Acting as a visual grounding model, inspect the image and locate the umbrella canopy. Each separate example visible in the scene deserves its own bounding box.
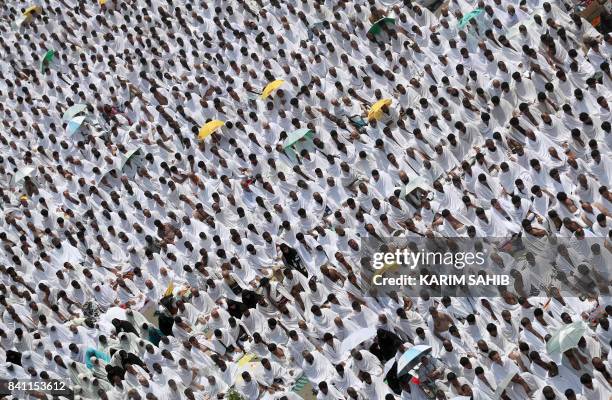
[397,345,432,376]
[10,166,35,187]
[198,120,224,140]
[261,79,285,99]
[16,16,29,27]
[368,17,395,35]
[98,307,127,335]
[23,5,41,16]
[340,327,377,356]
[62,104,88,121]
[283,128,314,149]
[237,353,262,376]
[121,148,144,172]
[383,357,397,378]
[67,115,86,135]
[400,175,433,197]
[283,128,314,164]
[163,281,174,297]
[546,321,587,355]
[367,98,392,121]
[493,370,516,398]
[100,306,127,321]
[458,8,484,28]
[40,50,55,73]
[237,353,257,367]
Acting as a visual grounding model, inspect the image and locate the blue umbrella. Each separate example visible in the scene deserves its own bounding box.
[458,8,484,28]
[396,345,432,376]
[66,115,86,135]
[62,103,88,121]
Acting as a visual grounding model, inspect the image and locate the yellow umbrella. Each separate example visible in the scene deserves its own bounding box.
[367,98,392,121]
[261,79,285,99]
[99,0,107,4]
[23,5,40,16]
[163,281,174,297]
[237,353,257,366]
[198,120,224,140]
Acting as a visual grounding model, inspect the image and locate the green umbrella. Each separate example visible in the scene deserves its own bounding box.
[546,321,587,355]
[283,128,314,163]
[458,8,484,28]
[283,128,314,149]
[40,49,55,73]
[368,17,395,35]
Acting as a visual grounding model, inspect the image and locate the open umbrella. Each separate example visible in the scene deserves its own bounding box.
[120,148,144,172]
[396,345,432,376]
[283,128,314,149]
[458,8,484,28]
[546,321,587,355]
[283,128,314,163]
[23,5,41,17]
[237,353,257,367]
[66,115,86,135]
[383,357,396,378]
[62,104,88,121]
[400,175,433,197]
[368,98,392,121]
[198,120,224,140]
[493,370,516,398]
[10,166,35,187]
[163,281,174,297]
[100,306,127,321]
[340,327,377,356]
[40,49,55,73]
[98,306,127,335]
[16,16,29,27]
[261,79,285,99]
[368,17,395,35]
[237,353,263,376]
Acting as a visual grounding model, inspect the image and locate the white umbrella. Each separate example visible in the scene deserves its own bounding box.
[10,166,35,187]
[383,357,396,377]
[120,148,144,171]
[546,321,588,355]
[15,16,28,28]
[98,307,127,335]
[399,175,433,198]
[62,103,88,121]
[100,307,127,322]
[340,327,378,356]
[494,371,516,398]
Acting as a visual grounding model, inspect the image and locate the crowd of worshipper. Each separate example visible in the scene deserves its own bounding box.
[0,0,611,398]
